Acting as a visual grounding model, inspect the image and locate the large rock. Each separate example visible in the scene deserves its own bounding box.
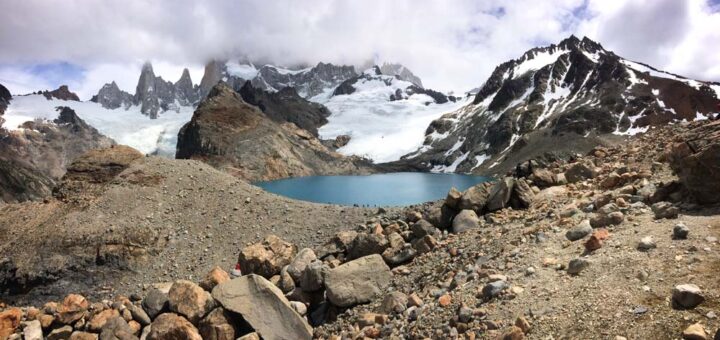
[198,308,237,340]
[425,201,455,229]
[672,284,705,309]
[22,320,43,340]
[147,313,202,340]
[238,235,297,278]
[0,307,22,339]
[167,280,215,324]
[452,209,480,233]
[99,317,139,340]
[58,294,90,324]
[566,220,593,241]
[565,161,598,183]
[286,248,317,282]
[509,178,535,209]
[652,201,679,219]
[530,168,556,188]
[142,288,169,319]
[458,182,492,212]
[347,233,389,260]
[212,275,313,340]
[325,254,392,307]
[410,220,439,239]
[199,266,231,292]
[445,187,462,209]
[667,120,720,204]
[486,177,515,212]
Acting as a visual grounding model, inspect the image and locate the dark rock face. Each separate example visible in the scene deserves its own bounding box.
[0,83,11,115]
[41,85,80,101]
[134,63,181,118]
[90,81,133,110]
[176,84,374,182]
[237,81,330,136]
[175,68,199,105]
[251,62,357,98]
[667,120,720,204]
[408,35,720,175]
[0,107,115,203]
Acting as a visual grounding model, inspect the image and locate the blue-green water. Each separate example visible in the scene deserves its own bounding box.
[255,172,491,207]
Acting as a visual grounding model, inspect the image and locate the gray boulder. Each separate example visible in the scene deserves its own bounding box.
[300,260,326,292]
[324,254,392,307]
[287,248,317,282]
[458,182,491,212]
[212,275,313,340]
[565,161,598,183]
[652,201,679,219]
[142,288,169,319]
[347,233,389,260]
[486,177,515,212]
[566,220,592,241]
[452,209,480,233]
[672,284,705,309]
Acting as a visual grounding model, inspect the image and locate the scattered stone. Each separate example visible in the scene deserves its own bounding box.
[673,223,690,240]
[452,209,480,233]
[515,316,531,334]
[637,237,657,251]
[199,266,231,291]
[565,161,598,183]
[69,331,98,340]
[89,308,120,332]
[499,326,526,340]
[438,294,452,307]
[381,292,408,314]
[212,274,312,340]
[407,293,424,307]
[325,254,392,307]
[58,294,90,324]
[47,326,74,340]
[652,201,679,219]
[147,313,202,340]
[482,280,509,299]
[289,301,307,316]
[412,235,438,254]
[236,333,260,340]
[566,220,592,241]
[238,235,298,278]
[682,323,708,340]
[0,308,22,339]
[347,233,389,260]
[168,280,215,324]
[567,258,590,275]
[410,220,439,239]
[22,320,42,340]
[672,284,705,309]
[99,317,137,340]
[300,260,326,292]
[128,304,151,327]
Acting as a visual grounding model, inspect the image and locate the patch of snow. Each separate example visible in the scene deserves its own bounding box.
[444,138,465,156]
[625,68,648,87]
[226,61,258,79]
[431,152,469,173]
[513,49,569,77]
[471,154,490,171]
[268,65,311,75]
[315,76,467,163]
[621,59,703,89]
[535,84,571,128]
[3,94,193,156]
[581,50,601,63]
[694,111,709,121]
[651,89,660,96]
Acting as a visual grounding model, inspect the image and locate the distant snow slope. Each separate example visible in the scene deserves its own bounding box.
[3,94,193,156]
[312,71,466,163]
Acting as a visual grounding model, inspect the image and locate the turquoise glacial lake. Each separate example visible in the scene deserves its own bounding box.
[255,172,491,207]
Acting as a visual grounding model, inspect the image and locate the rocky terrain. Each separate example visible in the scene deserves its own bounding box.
[0,83,11,116]
[0,106,114,202]
[406,35,720,175]
[175,84,375,182]
[1,110,719,340]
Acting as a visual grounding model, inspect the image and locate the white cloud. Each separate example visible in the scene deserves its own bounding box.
[0,0,718,99]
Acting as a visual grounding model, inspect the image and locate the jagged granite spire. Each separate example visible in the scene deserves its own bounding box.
[91,81,133,109]
[175,68,198,104]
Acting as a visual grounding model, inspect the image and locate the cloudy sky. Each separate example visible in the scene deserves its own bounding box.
[1,0,719,100]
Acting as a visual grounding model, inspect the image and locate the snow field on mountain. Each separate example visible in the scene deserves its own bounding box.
[3,94,193,156]
[315,76,467,163]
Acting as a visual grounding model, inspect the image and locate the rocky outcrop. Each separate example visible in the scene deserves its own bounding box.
[90,81,133,109]
[380,63,424,88]
[238,81,330,136]
[332,66,452,104]
[176,83,374,181]
[0,83,10,115]
[41,85,80,101]
[0,107,115,202]
[408,35,720,175]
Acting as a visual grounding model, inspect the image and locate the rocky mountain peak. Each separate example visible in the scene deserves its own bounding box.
[380,62,424,88]
[0,83,11,115]
[41,85,80,101]
[175,67,198,104]
[91,81,133,110]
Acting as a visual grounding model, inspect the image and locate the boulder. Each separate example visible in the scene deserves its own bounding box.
[168,280,215,324]
[486,178,515,212]
[89,309,120,332]
[287,248,317,282]
[412,235,438,254]
[566,220,592,241]
[509,178,534,209]
[0,308,22,339]
[48,326,74,340]
[682,323,708,340]
[238,235,297,278]
[212,275,313,340]
[198,308,237,340]
[458,182,492,212]
[590,211,624,228]
[530,168,556,188]
[324,254,392,307]
[666,121,720,204]
[482,280,509,299]
[410,220,439,239]
[70,331,99,340]
[382,245,416,266]
[652,201,679,219]
[199,266,231,291]
[565,161,598,183]
[127,304,151,327]
[452,209,480,233]
[316,231,357,259]
[424,202,455,229]
[300,260,326,292]
[347,233,388,260]
[445,187,462,209]
[673,223,690,240]
[58,294,90,324]
[99,316,139,340]
[22,320,43,340]
[672,284,705,309]
[277,266,295,293]
[142,288,169,319]
[147,313,202,340]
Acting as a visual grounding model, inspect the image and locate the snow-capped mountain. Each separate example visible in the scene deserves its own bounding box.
[406,35,720,174]
[313,66,463,162]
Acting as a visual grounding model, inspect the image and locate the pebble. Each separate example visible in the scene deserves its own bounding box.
[567,258,589,275]
[673,223,690,239]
